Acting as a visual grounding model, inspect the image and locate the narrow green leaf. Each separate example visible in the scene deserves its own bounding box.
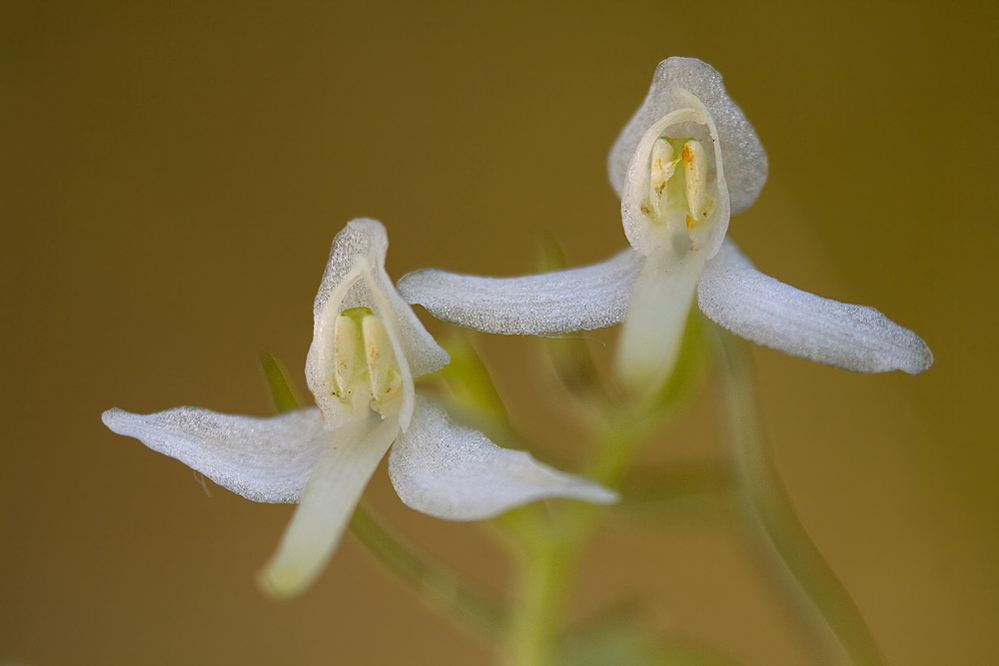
[714,326,885,666]
[536,233,606,400]
[350,501,507,641]
[259,352,303,413]
[436,334,511,432]
[619,460,737,526]
[560,602,746,666]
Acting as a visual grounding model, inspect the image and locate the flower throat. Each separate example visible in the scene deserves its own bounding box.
[331,307,403,415]
[642,136,714,233]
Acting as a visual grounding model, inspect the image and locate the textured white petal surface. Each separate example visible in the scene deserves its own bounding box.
[388,396,618,521]
[616,245,706,392]
[608,57,767,215]
[102,406,331,503]
[698,240,934,374]
[306,218,449,429]
[398,249,643,335]
[258,412,400,599]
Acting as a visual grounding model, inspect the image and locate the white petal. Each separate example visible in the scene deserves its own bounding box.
[697,240,934,374]
[608,57,767,215]
[101,406,331,503]
[615,244,707,392]
[258,412,401,599]
[397,249,643,335]
[306,218,449,429]
[387,396,618,521]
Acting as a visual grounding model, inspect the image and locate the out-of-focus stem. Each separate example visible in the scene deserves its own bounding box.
[503,421,644,666]
[502,317,710,666]
[714,327,884,666]
[350,501,507,642]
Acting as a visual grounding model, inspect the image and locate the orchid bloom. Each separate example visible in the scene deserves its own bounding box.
[102,219,616,599]
[398,58,932,392]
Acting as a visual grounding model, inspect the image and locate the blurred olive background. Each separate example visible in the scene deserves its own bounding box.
[2,2,996,665]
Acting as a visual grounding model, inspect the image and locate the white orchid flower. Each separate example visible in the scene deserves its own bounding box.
[398,58,932,392]
[102,219,617,599]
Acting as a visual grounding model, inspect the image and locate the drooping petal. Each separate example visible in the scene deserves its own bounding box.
[398,249,643,335]
[615,244,707,392]
[101,406,332,503]
[306,218,449,430]
[258,411,401,599]
[387,396,618,521]
[697,240,933,374]
[608,58,767,215]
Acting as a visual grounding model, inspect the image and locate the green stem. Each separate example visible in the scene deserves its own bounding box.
[350,501,508,642]
[500,317,710,666]
[504,523,577,666]
[714,328,884,666]
[502,421,644,666]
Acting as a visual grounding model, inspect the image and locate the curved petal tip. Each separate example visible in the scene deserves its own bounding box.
[388,397,618,521]
[698,241,934,374]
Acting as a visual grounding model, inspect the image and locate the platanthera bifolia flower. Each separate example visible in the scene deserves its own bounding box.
[398,58,932,392]
[102,219,616,599]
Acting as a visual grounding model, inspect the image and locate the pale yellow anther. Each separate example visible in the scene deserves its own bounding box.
[649,138,676,218]
[329,307,402,413]
[681,140,710,227]
[332,313,365,402]
[643,135,717,234]
[362,314,402,412]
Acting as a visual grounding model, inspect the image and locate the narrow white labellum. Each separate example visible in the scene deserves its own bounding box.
[259,412,401,599]
[616,244,706,393]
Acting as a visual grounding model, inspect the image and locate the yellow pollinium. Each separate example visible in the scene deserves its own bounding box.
[331,307,403,414]
[645,137,716,232]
